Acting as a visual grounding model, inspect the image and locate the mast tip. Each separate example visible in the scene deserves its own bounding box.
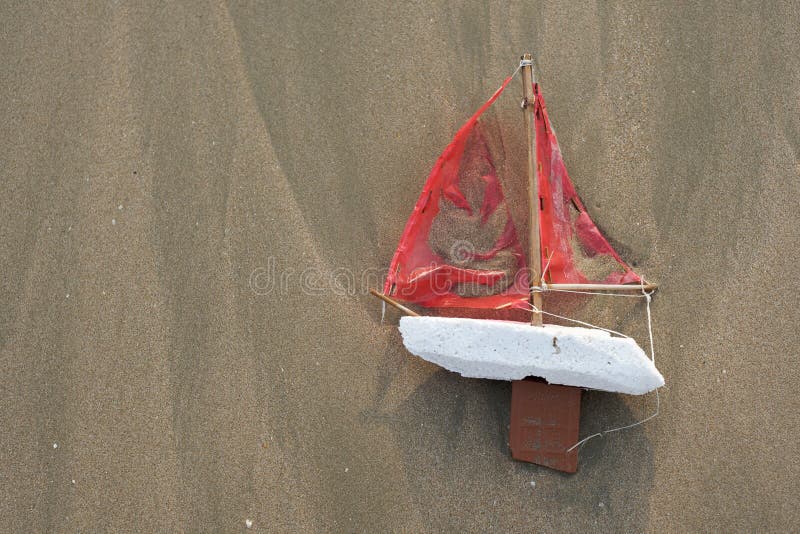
[520,53,533,69]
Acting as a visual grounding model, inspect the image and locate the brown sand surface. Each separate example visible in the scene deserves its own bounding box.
[2,2,798,531]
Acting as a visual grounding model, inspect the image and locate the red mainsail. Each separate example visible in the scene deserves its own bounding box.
[383,78,640,310]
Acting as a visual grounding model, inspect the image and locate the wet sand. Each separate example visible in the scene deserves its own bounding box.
[1,2,798,531]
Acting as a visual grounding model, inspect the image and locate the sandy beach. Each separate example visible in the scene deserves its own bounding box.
[2,2,798,531]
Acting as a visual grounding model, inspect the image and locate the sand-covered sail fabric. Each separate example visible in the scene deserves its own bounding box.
[383,76,530,309]
[384,77,641,310]
[532,83,640,286]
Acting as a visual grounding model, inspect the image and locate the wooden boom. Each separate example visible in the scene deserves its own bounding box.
[539,282,659,292]
[369,289,420,317]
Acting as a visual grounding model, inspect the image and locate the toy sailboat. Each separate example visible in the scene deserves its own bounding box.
[372,54,663,471]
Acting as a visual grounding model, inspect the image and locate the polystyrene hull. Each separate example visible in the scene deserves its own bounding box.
[398,316,663,395]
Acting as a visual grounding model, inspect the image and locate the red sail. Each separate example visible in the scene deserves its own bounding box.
[383,78,639,310]
[532,83,640,286]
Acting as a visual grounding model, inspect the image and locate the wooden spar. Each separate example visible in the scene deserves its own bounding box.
[540,282,659,292]
[521,54,543,326]
[369,289,420,317]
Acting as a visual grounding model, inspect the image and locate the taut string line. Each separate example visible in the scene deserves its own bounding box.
[522,280,660,452]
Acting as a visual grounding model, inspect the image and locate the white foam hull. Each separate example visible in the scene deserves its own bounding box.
[398,316,664,395]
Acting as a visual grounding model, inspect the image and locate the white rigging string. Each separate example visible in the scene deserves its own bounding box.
[525,280,660,452]
[524,301,632,339]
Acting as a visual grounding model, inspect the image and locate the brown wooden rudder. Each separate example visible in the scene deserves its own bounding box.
[509,379,582,473]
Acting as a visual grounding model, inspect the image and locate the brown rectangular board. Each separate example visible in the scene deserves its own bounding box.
[509,379,582,473]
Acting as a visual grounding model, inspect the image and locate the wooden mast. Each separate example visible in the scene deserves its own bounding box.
[521,53,543,326]
[510,54,581,474]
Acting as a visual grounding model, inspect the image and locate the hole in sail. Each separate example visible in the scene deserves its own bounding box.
[539,197,544,211]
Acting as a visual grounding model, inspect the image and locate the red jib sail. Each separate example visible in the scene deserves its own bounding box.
[383,78,640,310]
